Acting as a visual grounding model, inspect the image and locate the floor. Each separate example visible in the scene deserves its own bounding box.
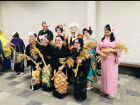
[0,65,140,105]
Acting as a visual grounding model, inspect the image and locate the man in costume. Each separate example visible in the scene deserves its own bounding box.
[65,22,83,84]
[66,22,83,51]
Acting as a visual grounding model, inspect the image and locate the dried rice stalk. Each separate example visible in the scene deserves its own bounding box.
[75,41,96,77]
[112,44,128,54]
[64,57,75,68]
[51,57,74,80]
[49,41,57,47]
[84,41,97,50]
[36,40,42,46]
[27,37,30,43]
[17,53,42,70]
[30,46,47,68]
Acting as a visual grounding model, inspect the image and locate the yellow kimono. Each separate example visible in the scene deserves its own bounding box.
[0,31,12,71]
[0,32,11,57]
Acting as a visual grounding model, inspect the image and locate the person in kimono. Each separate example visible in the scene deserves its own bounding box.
[65,22,83,51]
[70,37,91,102]
[37,20,53,42]
[51,35,70,99]
[96,24,121,99]
[54,24,67,46]
[0,31,12,72]
[38,34,55,92]
[83,26,97,90]
[25,32,41,71]
[10,32,25,76]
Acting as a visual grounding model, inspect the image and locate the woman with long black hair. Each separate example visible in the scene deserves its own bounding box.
[96,24,121,99]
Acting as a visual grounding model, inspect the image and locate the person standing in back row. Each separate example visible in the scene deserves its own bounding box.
[37,20,54,42]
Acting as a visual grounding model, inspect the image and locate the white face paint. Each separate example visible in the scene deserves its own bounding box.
[71,26,77,33]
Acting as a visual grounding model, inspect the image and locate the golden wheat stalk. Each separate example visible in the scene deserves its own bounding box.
[17,53,42,70]
[97,44,129,63]
[27,37,30,43]
[49,41,57,47]
[51,57,74,80]
[75,41,96,77]
[30,46,47,68]
[36,40,42,46]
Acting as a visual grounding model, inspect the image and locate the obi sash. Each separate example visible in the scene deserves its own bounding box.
[59,58,67,65]
[100,47,115,56]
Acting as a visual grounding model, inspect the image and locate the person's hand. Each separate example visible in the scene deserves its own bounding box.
[35,63,39,69]
[0,54,2,59]
[77,57,82,63]
[47,64,50,69]
[58,65,65,71]
[102,49,111,54]
[72,69,76,73]
[10,43,14,46]
[100,53,107,59]
[39,54,43,58]
[27,57,31,61]
[54,70,56,75]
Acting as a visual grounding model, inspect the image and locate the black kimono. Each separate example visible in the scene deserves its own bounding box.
[25,42,41,71]
[39,43,55,92]
[70,48,91,102]
[25,41,41,91]
[51,45,70,99]
[37,29,53,42]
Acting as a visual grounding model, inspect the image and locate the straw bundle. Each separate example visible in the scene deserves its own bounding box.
[49,41,57,47]
[75,41,97,77]
[51,57,74,80]
[17,53,42,70]
[30,46,49,73]
[112,44,128,54]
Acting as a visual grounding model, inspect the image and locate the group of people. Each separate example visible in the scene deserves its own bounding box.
[0,20,122,102]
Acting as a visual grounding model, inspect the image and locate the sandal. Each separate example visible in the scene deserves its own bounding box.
[107,95,114,99]
[100,92,105,96]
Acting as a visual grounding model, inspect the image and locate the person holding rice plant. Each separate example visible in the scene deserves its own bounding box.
[10,32,25,76]
[25,32,41,71]
[83,26,97,91]
[38,34,55,92]
[96,24,123,99]
[70,37,91,102]
[51,35,70,99]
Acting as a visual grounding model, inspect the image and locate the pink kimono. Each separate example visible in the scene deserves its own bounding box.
[96,36,121,95]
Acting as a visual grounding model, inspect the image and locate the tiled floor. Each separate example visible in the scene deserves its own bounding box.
[0,66,140,105]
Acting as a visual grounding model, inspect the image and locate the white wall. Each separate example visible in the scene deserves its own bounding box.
[0,1,3,31]
[2,1,87,45]
[87,1,97,39]
[96,1,140,63]
[1,1,140,64]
